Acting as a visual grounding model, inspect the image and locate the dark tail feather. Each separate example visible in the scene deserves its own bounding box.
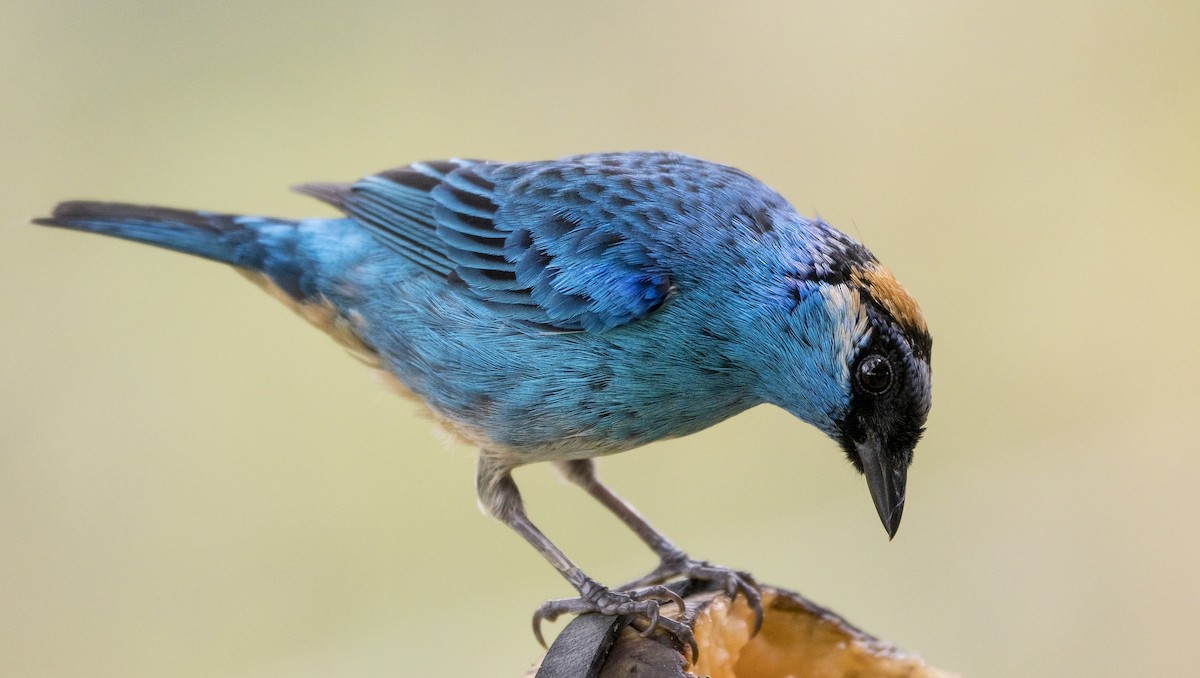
[34,200,295,269]
[34,201,319,300]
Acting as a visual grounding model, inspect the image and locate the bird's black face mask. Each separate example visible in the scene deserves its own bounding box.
[838,305,931,538]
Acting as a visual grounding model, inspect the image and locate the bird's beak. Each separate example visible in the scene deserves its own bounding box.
[857,438,907,539]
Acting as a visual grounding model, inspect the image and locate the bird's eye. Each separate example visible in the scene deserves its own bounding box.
[856,354,893,395]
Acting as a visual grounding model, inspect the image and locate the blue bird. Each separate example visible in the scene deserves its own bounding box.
[35,151,931,652]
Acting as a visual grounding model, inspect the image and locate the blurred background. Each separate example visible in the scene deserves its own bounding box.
[1,1,1197,675]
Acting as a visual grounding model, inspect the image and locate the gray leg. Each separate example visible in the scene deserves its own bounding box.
[475,455,695,656]
[555,458,686,562]
[557,459,763,632]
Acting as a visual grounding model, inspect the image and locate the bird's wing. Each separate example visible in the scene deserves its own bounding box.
[295,158,673,332]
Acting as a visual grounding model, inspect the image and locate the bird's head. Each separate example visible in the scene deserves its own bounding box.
[745,220,931,539]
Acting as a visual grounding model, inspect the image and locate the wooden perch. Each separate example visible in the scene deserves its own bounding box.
[527,580,956,678]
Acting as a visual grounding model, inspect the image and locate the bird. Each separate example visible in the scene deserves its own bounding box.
[34,151,932,654]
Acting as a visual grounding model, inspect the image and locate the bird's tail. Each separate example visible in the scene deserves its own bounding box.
[34,201,316,300]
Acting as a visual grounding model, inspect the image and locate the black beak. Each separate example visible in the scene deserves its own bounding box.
[857,438,908,539]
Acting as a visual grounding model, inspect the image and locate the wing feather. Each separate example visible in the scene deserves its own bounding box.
[295,156,676,331]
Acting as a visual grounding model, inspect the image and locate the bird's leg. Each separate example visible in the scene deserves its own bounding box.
[476,455,696,657]
[556,459,763,633]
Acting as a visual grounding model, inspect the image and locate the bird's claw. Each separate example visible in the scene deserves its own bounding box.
[629,613,699,661]
[620,556,764,636]
[532,584,694,659]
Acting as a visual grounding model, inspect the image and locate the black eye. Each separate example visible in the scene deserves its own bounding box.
[856,354,893,395]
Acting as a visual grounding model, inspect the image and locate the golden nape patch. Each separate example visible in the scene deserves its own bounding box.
[851,264,928,337]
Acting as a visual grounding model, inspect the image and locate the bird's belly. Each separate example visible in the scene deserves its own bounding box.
[380,337,752,463]
[330,268,755,463]
[429,379,744,464]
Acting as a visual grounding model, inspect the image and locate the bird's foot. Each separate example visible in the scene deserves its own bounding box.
[532,582,697,659]
[620,554,763,635]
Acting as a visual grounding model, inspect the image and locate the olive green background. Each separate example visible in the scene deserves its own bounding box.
[2,2,1197,676]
